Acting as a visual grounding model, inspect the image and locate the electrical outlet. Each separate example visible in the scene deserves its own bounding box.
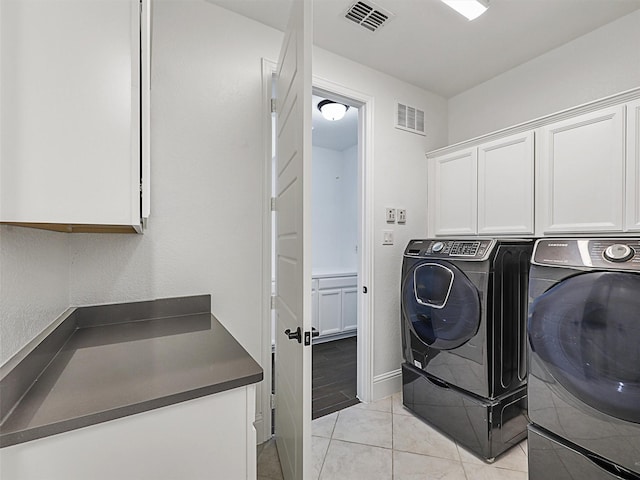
[386,208,396,223]
[397,209,407,224]
[383,230,394,245]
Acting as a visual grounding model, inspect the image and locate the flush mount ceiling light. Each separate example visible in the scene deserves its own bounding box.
[441,0,489,21]
[318,100,350,121]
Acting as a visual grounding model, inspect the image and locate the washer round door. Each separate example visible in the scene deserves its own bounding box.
[528,271,640,424]
[402,260,481,350]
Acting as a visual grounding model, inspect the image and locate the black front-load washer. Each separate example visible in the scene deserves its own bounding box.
[527,238,640,479]
[400,238,533,460]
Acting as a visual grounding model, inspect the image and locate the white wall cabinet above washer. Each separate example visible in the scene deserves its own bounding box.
[0,0,150,234]
[537,105,625,234]
[429,147,478,236]
[626,99,640,232]
[428,131,534,237]
[477,132,535,235]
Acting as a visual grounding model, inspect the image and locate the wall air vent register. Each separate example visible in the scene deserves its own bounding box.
[396,102,426,136]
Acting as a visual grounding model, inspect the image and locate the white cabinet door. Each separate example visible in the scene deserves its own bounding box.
[430,147,478,236]
[626,99,640,232]
[341,287,358,331]
[538,105,625,234]
[478,132,534,235]
[318,289,342,336]
[0,0,147,233]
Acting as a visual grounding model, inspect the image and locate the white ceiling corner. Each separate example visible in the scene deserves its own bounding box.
[205,0,640,99]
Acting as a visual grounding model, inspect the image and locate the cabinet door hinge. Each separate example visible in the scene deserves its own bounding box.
[270,197,277,212]
[140,182,143,193]
[270,295,276,309]
[270,98,277,114]
[270,393,276,409]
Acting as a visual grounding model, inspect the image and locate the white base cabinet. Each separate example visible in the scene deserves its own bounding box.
[0,386,257,480]
[312,275,357,340]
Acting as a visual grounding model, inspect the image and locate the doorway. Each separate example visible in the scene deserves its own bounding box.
[260,58,375,443]
[310,93,360,419]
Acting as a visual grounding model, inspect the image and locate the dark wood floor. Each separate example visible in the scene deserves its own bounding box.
[312,336,359,419]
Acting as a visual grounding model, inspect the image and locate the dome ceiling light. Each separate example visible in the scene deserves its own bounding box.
[318,100,350,121]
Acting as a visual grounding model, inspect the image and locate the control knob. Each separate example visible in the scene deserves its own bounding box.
[432,241,444,253]
[603,244,634,262]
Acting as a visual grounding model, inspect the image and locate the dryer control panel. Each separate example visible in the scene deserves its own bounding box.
[532,239,640,271]
[404,239,496,261]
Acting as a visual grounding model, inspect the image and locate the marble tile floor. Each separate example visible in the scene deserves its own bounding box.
[258,392,528,480]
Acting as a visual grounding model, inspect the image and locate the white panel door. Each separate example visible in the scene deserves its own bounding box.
[626,99,640,232]
[431,148,478,236]
[273,0,312,478]
[318,289,342,336]
[477,131,534,235]
[0,0,141,227]
[538,105,625,234]
[341,287,358,331]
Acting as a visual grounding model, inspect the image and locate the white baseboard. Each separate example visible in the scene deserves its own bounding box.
[372,368,402,401]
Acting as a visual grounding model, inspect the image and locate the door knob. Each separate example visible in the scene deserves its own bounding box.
[284,327,302,343]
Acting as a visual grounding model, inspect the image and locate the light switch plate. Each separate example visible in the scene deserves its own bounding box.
[383,230,394,245]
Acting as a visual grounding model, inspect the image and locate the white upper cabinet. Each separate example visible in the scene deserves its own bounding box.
[626,99,640,232]
[477,131,534,235]
[0,0,149,233]
[429,132,534,237]
[538,105,625,234]
[430,147,478,236]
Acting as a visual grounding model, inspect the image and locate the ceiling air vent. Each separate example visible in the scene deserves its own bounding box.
[396,103,426,136]
[344,1,394,32]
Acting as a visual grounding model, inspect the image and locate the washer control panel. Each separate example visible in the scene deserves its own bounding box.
[533,239,640,271]
[404,239,496,261]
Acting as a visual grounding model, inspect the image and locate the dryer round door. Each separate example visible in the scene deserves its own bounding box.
[528,271,640,424]
[402,260,481,350]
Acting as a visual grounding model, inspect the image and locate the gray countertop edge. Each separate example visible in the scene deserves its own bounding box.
[0,371,263,448]
[0,295,263,449]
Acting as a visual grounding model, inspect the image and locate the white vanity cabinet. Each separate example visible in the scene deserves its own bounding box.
[0,0,150,233]
[626,99,640,232]
[313,275,357,340]
[537,105,625,234]
[428,131,534,236]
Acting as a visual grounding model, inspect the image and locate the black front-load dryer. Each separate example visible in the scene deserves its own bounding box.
[400,238,533,460]
[401,238,532,399]
[527,238,640,479]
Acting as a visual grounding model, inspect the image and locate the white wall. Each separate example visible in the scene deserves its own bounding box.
[311,145,358,274]
[448,9,640,144]
[68,0,282,359]
[0,227,69,364]
[0,0,447,401]
[313,49,448,389]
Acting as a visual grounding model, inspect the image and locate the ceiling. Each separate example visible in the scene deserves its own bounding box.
[206,0,640,98]
[312,95,359,150]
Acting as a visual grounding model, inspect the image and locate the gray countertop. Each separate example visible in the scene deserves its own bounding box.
[0,295,263,448]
